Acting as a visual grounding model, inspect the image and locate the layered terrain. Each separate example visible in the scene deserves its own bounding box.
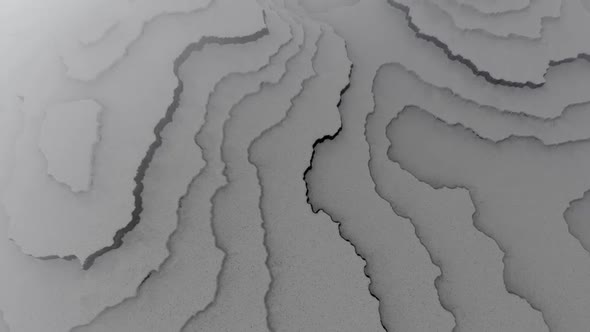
[1,0,589,331]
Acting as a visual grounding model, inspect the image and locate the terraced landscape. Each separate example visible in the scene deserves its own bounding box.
[1,0,590,331]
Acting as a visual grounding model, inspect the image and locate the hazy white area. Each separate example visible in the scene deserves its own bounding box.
[3,0,264,264]
[1,0,590,331]
[72,8,292,332]
[39,99,101,193]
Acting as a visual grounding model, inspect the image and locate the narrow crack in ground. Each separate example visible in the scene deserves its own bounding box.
[302,62,389,332]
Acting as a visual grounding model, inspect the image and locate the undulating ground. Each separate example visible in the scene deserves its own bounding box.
[1,0,590,331]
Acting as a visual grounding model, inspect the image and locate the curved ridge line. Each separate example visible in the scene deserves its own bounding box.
[296,0,360,14]
[82,14,269,270]
[69,19,271,332]
[65,0,215,81]
[391,103,590,149]
[454,0,530,15]
[429,0,560,41]
[384,106,553,331]
[365,79,457,331]
[248,21,322,332]
[181,13,302,331]
[562,188,590,256]
[366,101,554,332]
[34,99,103,198]
[384,62,565,121]
[385,0,590,89]
[78,21,121,49]
[377,62,590,144]
[364,161,460,332]
[32,102,105,263]
[179,11,297,332]
[303,59,389,331]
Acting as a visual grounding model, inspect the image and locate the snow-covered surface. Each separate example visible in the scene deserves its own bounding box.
[433,0,560,38]
[455,0,530,14]
[39,99,101,193]
[1,0,590,331]
[3,0,265,263]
